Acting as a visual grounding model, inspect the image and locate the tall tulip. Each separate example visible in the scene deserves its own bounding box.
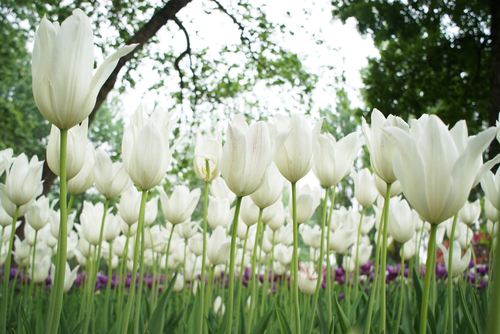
[158,185,201,225]
[384,115,496,334]
[194,132,222,182]
[32,9,137,130]
[94,148,133,199]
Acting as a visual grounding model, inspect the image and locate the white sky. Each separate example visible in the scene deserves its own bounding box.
[116,0,379,126]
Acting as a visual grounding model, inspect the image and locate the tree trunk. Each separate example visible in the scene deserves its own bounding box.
[42,0,193,196]
[488,0,500,161]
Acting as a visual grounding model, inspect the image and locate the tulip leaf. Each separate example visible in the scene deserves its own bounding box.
[19,304,34,334]
[329,316,335,334]
[471,288,487,332]
[249,307,274,334]
[144,271,178,334]
[458,278,479,334]
[353,293,370,333]
[348,280,369,324]
[275,305,292,334]
[412,266,423,326]
[316,300,328,334]
[333,292,352,334]
[186,290,203,334]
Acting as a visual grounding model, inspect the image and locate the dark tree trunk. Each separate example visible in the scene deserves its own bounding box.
[42,0,193,196]
[488,0,500,161]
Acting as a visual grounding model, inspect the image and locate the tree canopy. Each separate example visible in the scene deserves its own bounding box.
[332,0,499,137]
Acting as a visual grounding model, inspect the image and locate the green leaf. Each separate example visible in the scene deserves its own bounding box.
[186,290,203,334]
[413,266,423,326]
[316,300,328,334]
[144,272,178,334]
[333,292,352,334]
[275,305,292,334]
[249,307,274,334]
[348,280,369,324]
[19,305,34,334]
[458,278,478,334]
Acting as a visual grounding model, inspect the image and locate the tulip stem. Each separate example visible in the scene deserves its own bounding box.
[420,223,438,334]
[248,208,263,330]
[198,160,210,334]
[326,186,336,322]
[103,240,113,332]
[117,226,131,324]
[134,190,148,334]
[395,247,404,333]
[291,182,301,334]
[307,186,330,334]
[234,226,250,333]
[122,190,147,334]
[354,207,365,302]
[0,206,19,334]
[447,214,458,334]
[488,210,500,333]
[379,182,392,334]
[226,196,242,334]
[47,128,68,334]
[29,230,38,299]
[205,265,214,317]
[159,227,175,332]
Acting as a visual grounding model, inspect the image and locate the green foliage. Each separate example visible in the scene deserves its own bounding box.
[332,0,492,134]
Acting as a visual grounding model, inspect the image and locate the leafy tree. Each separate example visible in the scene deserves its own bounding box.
[332,0,498,138]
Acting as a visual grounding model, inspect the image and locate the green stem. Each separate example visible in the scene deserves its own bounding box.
[225,196,242,334]
[122,190,147,333]
[489,201,500,333]
[158,227,175,331]
[103,240,113,332]
[29,230,38,299]
[308,187,330,334]
[395,246,405,333]
[205,265,214,317]
[447,214,458,334]
[0,207,19,334]
[248,208,263,330]
[379,183,392,334]
[198,161,210,334]
[261,233,273,314]
[234,226,250,333]
[83,246,98,334]
[67,194,74,213]
[355,208,365,301]
[291,182,301,334]
[117,226,131,326]
[47,128,69,334]
[134,190,148,334]
[420,224,438,334]
[326,186,336,322]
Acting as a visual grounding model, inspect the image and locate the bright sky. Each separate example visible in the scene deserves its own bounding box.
[117,0,379,128]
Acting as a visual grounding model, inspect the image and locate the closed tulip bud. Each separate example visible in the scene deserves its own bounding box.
[3,153,43,208]
[0,200,12,227]
[26,196,55,231]
[50,210,76,239]
[351,168,378,208]
[94,148,133,199]
[272,114,322,183]
[188,233,204,256]
[362,109,409,184]
[488,220,498,238]
[458,199,481,226]
[289,184,322,224]
[158,185,201,226]
[31,255,51,283]
[118,187,142,226]
[32,9,137,130]
[144,196,158,227]
[24,223,37,246]
[374,174,402,198]
[47,119,88,179]
[214,296,225,316]
[485,197,499,223]
[402,239,416,261]
[122,105,178,191]
[79,201,106,246]
[207,226,231,265]
[263,200,285,230]
[13,235,31,263]
[300,225,322,249]
[250,162,285,209]
[312,132,362,187]
[0,149,14,177]
[388,199,416,244]
[298,267,318,295]
[210,178,236,204]
[68,144,95,195]
[240,197,260,227]
[275,244,294,266]
[51,262,79,292]
[194,131,222,181]
[103,213,121,242]
[207,196,234,229]
[172,275,184,292]
[175,220,199,240]
[385,115,496,224]
[220,115,273,197]
[438,241,471,278]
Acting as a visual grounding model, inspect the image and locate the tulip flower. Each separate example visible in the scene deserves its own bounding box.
[207,226,231,266]
[122,105,178,191]
[94,148,133,199]
[31,255,51,283]
[384,115,496,225]
[250,162,285,209]
[214,296,225,316]
[46,119,88,179]
[3,153,43,208]
[207,196,234,229]
[175,220,199,240]
[312,132,362,187]
[263,200,285,230]
[220,115,273,197]
[210,177,236,204]
[158,185,201,225]
[50,262,79,293]
[118,187,142,226]
[289,184,323,224]
[298,266,318,296]
[485,197,499,222]
[0,149,13,177]
[438,241,471,278]
[68,144,95,195]
[240,197,260,227]
[272,114,322,183]
[458,199,481,226]
[374,174,402,198]
[362,109,409,184]
[32,9,136,130]
[351,168,378,209]
[300,224,322,249]
[387,199,416,244]
[194,131,222,181]
[25,196,55,231]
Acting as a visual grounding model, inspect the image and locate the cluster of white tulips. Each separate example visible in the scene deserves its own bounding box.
[2,8,500,334]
